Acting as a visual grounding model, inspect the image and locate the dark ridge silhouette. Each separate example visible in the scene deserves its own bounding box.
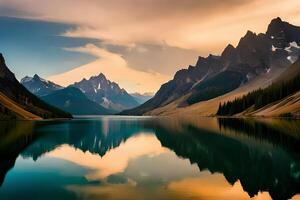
[0,53,72,119]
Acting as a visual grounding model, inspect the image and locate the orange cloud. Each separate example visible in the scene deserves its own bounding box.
[48,44,170,93]
[1,0,300,53]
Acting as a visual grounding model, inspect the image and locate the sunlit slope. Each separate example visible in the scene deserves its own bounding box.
[145,67,285,116]
[249,91,300,117]
[147,58,300,117]
[0,92,41,120]
[214,59,300,117]
[247,60,300,117]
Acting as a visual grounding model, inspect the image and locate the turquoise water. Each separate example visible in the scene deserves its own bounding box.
[0,116,299,200]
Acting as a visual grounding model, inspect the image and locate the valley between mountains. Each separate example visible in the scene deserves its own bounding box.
[0,17,300,119]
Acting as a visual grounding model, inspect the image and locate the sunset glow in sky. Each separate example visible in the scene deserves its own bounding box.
[1,0,300,93]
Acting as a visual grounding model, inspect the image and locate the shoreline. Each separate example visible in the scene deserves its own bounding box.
[0,114,299,122]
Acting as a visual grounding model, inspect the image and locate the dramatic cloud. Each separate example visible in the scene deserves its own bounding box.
[109,43,200,75]
[2,0,300,52]
[48,44,170,93]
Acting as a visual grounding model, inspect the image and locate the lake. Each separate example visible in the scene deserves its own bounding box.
[0,116,299,200]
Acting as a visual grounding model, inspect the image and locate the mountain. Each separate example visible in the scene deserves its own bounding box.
[41,87,113,115]
[121,17,300,116]
[70,73,139,112]
[21,75,113,115]
[21,74,63,96]
[0,53,72,119]
[217,58,300,117]
[130,92,153,104]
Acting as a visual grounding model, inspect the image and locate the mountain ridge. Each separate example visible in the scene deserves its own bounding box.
[121,17,300,116]
[21,74,63,97]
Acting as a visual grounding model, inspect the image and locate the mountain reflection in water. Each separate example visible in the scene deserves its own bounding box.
[0,116,299,200]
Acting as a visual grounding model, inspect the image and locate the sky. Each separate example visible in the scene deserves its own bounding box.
[0,0,300,93]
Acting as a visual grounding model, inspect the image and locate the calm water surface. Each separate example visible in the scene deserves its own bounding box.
[0,116,300,200]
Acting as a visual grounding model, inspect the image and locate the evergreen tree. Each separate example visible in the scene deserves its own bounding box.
[217,73,300,116]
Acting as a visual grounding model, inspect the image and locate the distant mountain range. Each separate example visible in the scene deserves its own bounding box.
[21,73,139,115]
[0,54,71,120]
[130,92,153,104]
[121,17,300,117]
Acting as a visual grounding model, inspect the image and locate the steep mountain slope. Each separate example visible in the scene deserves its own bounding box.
[41,87,113,115]
[217,59,300,117]
[70,73,139,112]
[121,17,300,116]
[144,66,285,116]
[274,57,300,83]
[21,74,63,96]
[250,91,300,117]
[130,92,153,104]
[0,91,41,120]
[0,54,72,119]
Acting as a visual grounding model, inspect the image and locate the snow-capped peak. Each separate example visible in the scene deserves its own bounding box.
[20,76,33,83]
[21,74,63,96]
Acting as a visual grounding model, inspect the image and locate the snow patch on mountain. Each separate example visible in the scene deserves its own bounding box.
[290,41,300,49]
[79,88,86,93]
[285,41,300,53]
[70,73,139,112]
